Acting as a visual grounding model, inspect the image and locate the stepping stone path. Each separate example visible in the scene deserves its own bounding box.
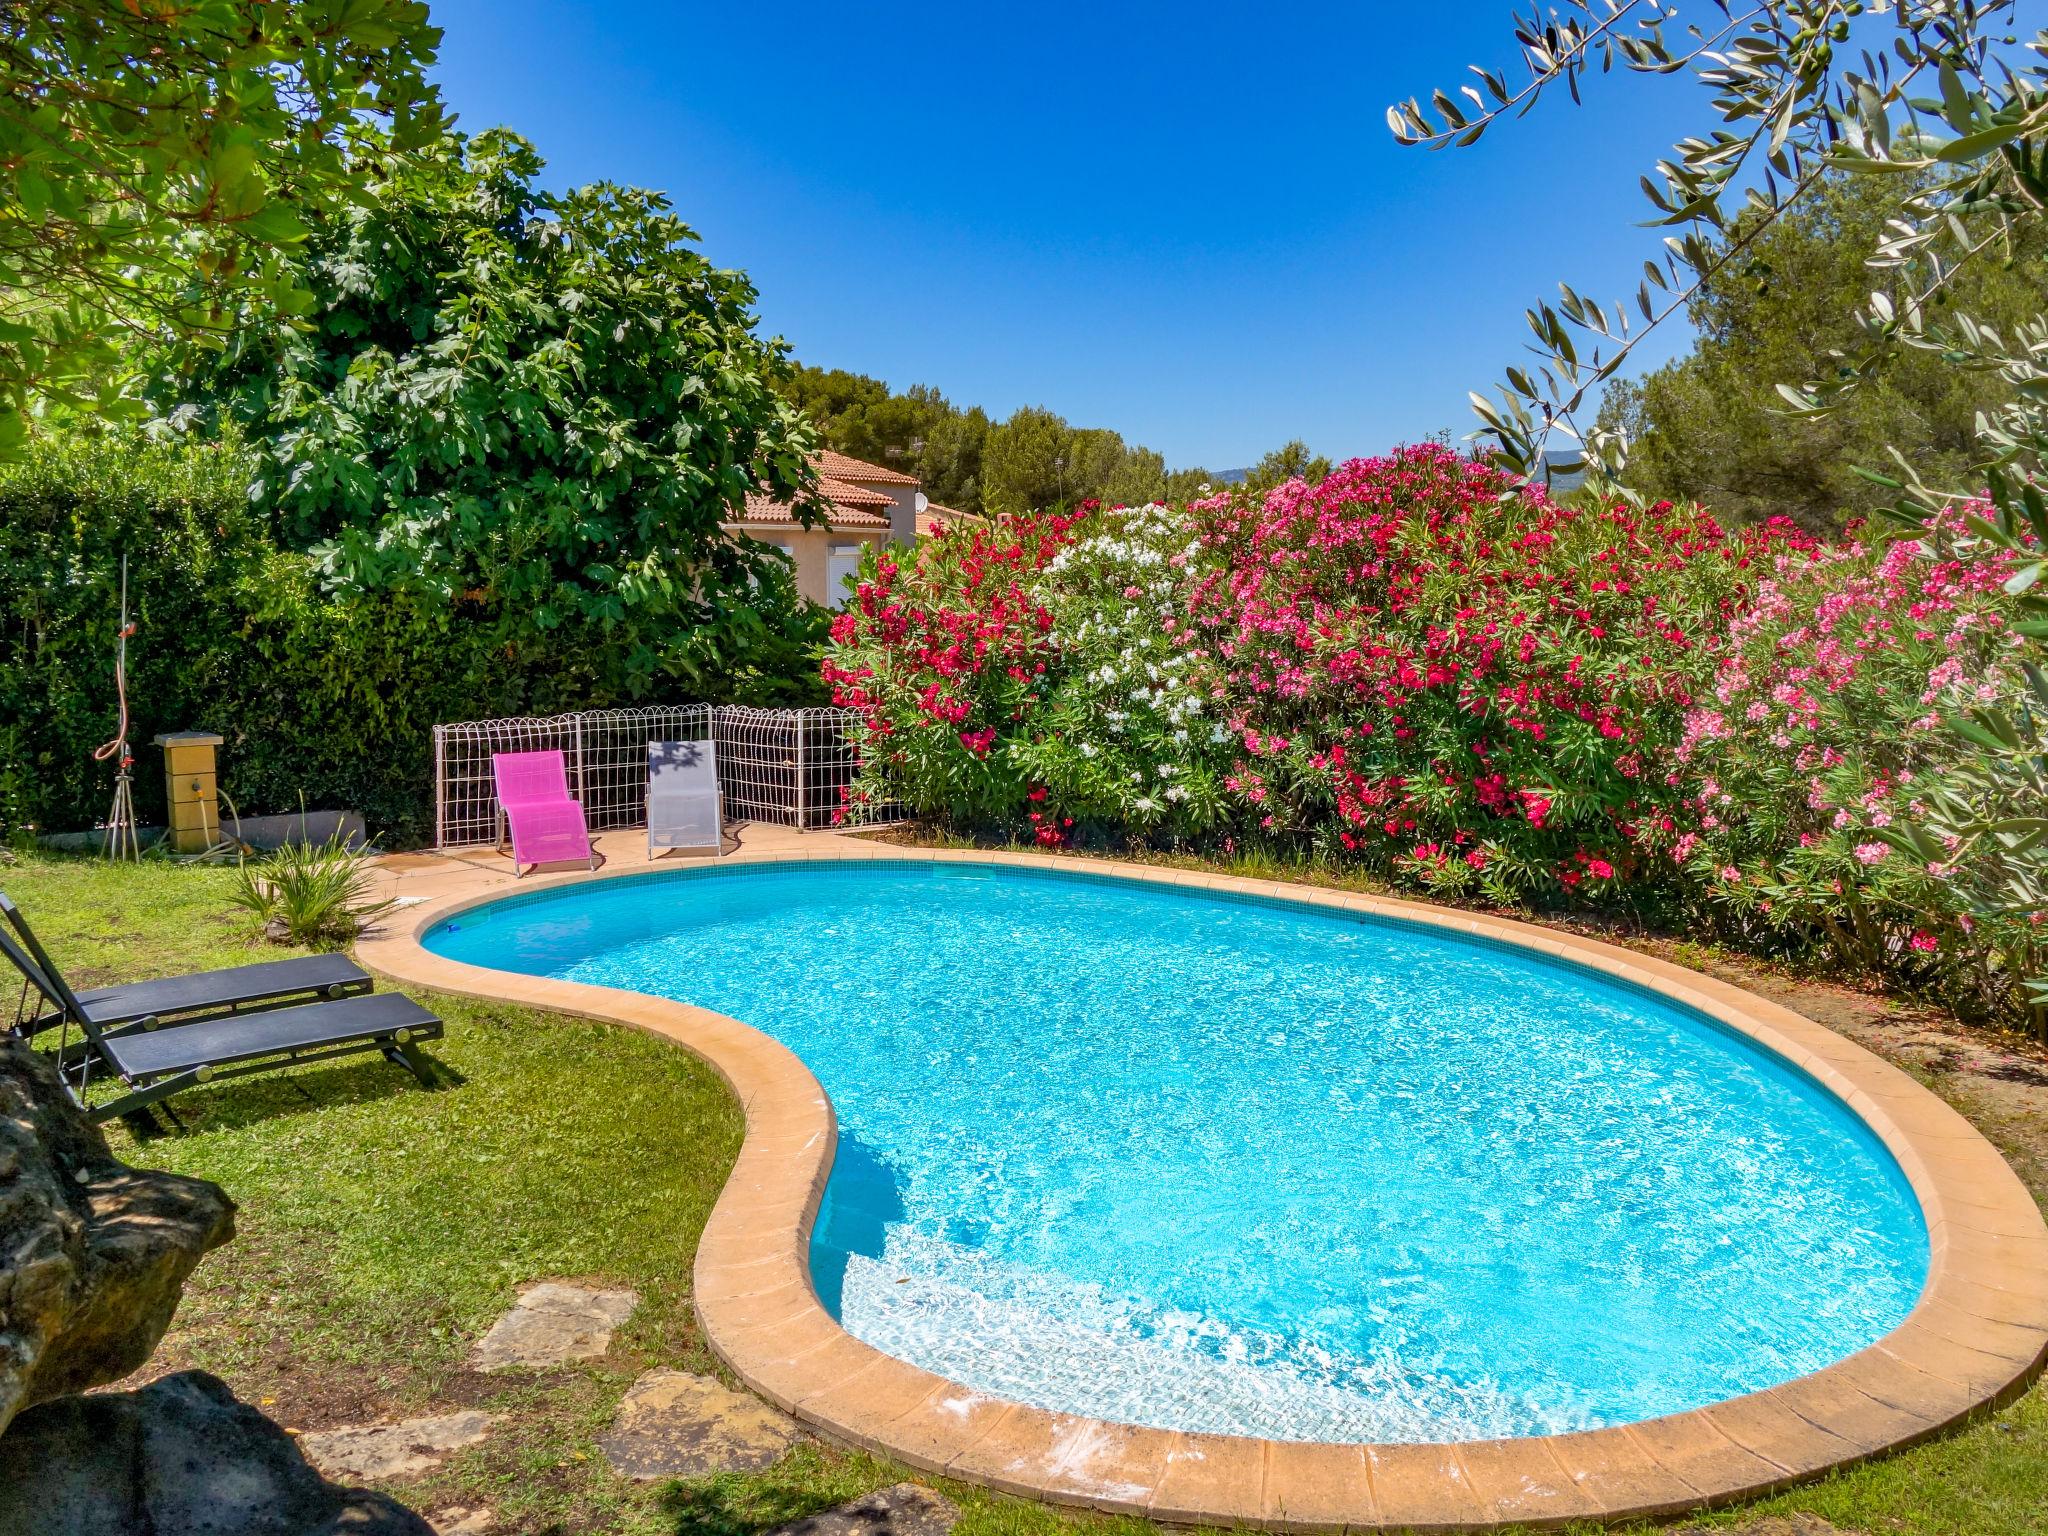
[299,1410,494,1481]
[470,1281,639,1371]
[769,1484,960,1536]
[430,1509,495,1536]
[597,1369,803,1480]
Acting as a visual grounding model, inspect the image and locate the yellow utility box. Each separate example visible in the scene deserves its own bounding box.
[154,731,225,854]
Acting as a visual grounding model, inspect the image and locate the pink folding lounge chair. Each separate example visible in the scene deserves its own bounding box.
[492,751,599,877]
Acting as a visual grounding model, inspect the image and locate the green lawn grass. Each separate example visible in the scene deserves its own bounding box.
[2,852,2042,1536]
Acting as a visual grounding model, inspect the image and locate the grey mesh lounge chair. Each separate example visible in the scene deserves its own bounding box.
[4,893,371,1054]
[647,739,724,857]
[1,893,442,1126]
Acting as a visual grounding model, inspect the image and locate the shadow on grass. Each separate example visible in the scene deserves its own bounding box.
[100,1048,465,1138]
[658,1467,859,1536]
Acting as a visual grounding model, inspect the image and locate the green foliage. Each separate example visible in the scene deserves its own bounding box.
[163,129,823,700]
[785,364,1208,516]
[1163,464,1226,501]
[7,130,838,844]
[0,0,446,452]
[228,829,395,947]
[0,427,824,846]
[917,403,991,512]
[4,128,839,843]
[1241,439,1333,496]
[1398,5,2048,1028]
[1599,174,2048,529]
[980,405,1076,516]
[782,366,941,473]
[978,407,1174,516]
[0,428,267,836]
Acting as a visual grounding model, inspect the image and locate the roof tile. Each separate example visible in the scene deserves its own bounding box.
[737,473,893,529]
[818,448,920,486]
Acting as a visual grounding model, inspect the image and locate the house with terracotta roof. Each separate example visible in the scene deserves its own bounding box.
[916,501,973,538]
[726,449,923,607]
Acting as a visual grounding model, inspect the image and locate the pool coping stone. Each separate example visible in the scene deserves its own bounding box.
[355,837,2048,1532]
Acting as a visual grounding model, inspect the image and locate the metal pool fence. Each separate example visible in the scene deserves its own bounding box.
[431,705,900,849]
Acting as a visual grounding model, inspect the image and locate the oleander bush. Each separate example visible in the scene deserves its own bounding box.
[1178,445,1809,901]
[827,443,2033,1022]
[1675,507,2039,1018]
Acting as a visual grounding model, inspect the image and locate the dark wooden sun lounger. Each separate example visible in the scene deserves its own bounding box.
[0,892,442,1126]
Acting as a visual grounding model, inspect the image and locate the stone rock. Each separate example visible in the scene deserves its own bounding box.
[596,1368,802,1480]
[0,1036,235,1437]
[470,1280,638,1371]
[769,1483,961,1536]
[0,1369,433,1535]
[430,1509,494,1536]
[300,1410,494,1481]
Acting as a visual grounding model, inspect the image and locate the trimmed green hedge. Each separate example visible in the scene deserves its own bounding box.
[1,431,825,845]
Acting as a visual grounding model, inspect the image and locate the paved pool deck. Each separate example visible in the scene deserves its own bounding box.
[358,827,2048,1532]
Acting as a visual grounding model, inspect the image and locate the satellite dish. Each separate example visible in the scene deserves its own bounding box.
[914,491,930,514]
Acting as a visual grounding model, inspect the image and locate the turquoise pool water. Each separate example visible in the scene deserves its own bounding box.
[426,861,1928,1443]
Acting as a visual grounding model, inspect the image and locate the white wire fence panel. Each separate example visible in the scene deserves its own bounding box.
[433,705,898,847]
[433,706,710,849]
[711,707,900,830]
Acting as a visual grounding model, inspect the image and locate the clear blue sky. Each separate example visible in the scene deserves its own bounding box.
[425,2,1706,470]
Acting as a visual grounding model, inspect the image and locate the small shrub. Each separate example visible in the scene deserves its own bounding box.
[229,831,395,947]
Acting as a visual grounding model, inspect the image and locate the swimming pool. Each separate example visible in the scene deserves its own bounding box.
[427,860,1929,1444]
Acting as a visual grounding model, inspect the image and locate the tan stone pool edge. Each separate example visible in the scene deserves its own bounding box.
[356,839,2048,1532]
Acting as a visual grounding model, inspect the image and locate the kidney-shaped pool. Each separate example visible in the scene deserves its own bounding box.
[427,860,1928,1444]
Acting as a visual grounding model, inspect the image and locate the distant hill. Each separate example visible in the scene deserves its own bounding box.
[1543,451,1588,495]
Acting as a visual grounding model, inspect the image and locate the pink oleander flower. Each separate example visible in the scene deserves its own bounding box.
[1853,842,1888,866]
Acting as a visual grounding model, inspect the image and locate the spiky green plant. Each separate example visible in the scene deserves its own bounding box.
[229,830,394,948]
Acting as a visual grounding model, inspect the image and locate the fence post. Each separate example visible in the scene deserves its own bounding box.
[572,712,585,804]
[788,712,804,831]
[432,725,446,849]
